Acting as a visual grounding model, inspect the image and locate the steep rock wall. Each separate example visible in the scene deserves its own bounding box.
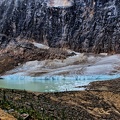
[0,0,120,53]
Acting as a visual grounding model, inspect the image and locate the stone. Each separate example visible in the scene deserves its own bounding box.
[20,113,31,120]
[8,109,14,113]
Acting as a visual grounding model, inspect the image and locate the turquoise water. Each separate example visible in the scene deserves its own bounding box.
[0,75,120,92]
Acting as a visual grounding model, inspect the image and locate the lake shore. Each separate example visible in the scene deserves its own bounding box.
[0,78,120,120]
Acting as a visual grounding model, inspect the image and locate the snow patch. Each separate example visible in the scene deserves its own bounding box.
[33,42,49,49]
[47,0,74,8]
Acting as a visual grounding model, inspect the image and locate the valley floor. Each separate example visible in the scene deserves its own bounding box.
[0,78,120,120]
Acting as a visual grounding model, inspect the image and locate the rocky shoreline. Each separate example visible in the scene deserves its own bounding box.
[0,78,120,120]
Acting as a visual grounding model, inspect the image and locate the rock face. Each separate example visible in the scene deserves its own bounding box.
[0,0,120,53]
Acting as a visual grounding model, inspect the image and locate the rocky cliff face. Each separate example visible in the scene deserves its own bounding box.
[0,0,120,53]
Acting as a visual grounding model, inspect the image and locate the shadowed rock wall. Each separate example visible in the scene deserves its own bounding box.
[0,0,120,53]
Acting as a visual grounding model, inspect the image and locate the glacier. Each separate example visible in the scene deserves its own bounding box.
[1,74,120,92]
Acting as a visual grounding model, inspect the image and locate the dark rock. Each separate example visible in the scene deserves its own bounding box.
[0,0,120,53]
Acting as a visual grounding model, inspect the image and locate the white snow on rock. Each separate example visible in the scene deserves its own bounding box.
[5,53,120,77]
[33,42,49,49]
[47,0,74,8]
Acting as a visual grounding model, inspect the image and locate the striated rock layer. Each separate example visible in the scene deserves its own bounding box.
[0,0,120,53]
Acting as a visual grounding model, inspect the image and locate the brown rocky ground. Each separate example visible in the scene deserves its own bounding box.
[0,42,120,119]
[86,78,120,92]
[0,108,16,120]
[0,44,70,75]
[0,78,120,120]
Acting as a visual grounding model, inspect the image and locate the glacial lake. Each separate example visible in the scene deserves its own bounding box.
[0,75,120,92]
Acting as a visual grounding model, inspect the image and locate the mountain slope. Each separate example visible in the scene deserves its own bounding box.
[0,0,120,53]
